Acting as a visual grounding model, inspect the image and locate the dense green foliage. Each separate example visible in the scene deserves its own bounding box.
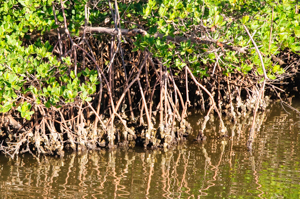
[0,0,98,118]
[139,0,299,78]
[0,0,299,120]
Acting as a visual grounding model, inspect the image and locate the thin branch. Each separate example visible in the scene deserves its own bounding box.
[30,27,247,54]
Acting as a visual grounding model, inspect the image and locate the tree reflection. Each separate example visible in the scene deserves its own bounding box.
[0,103,300,198]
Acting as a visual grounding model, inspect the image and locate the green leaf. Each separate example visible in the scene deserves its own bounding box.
[57,15,64,22]
[295,26,300,37]
[45,101,51,108]
[175,2,183,10]
[158,6,166,17]
[291,44,300,52]
[0,102,13,113]
[17,102,33,120]
[25,111,34,120]
[208,53,215,59]
[70,70,75,79]
[242,64,253,74]
[257,67,263,75]
[272,65,280,73]
[143,6,151,18]
[241,15,249,24]
[86,97,92,102]
[267,74,276,80]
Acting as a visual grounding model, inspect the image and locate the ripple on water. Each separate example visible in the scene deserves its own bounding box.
[0,102,300,198]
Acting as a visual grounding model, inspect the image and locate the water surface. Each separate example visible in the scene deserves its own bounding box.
[1,102,300,198]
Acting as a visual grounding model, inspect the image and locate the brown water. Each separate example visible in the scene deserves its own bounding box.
[1,102,300,198]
